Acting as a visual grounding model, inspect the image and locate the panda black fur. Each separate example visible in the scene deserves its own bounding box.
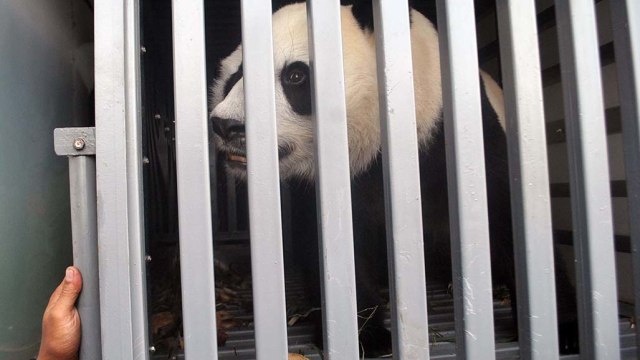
[210,2,579,356]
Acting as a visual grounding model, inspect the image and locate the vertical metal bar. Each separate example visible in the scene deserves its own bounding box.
[69,156,101,360]
[496,1,559,359]
[610,0,640,355]
[371,1,430,358]
[436,1,496,359]
[555,1,621,358]
[171,0,219,358]
[306,1,360,358]
[240,1,289,358]
[94,0,150,358]
[125,0,150,356]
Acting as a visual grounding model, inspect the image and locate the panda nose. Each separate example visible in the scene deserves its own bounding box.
[211,117,245,141]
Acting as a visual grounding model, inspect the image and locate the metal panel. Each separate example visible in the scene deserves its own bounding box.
[371,0,430,358]
[436,1,496,359]
[94,0,150,358]
[496,2,559,359]
[0,2,86,354]
[240,0,289,358]
[610,0,640,356]
[554,1,621,358]
[305,1,359,358]
[171,0,219,358]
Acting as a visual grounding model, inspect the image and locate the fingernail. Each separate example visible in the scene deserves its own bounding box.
[65,267,75,282]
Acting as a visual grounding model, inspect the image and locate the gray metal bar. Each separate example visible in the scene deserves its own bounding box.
[69,155,101,360]
[171,0,219,358]
[435,1,496,359]
[94,0,150,358]
[240,0,289,358]
[554,1,621,359]
[55,127,101,360]
[306,1,360,358]
[610,0,640,355]
[371,0,430,358]
[495,2,559,359]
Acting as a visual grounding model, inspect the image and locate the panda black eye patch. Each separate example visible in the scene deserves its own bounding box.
[281,61,312,116]
[223,63,243,98]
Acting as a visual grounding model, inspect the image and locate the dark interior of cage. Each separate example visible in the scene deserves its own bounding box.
[140,0,635,359]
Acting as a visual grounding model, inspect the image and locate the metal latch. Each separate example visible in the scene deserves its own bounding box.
[54,126,101,360]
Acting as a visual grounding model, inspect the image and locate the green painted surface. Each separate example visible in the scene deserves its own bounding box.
[0,1,91,359]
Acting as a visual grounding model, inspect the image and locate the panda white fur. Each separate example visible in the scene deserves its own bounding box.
[210,2,578,355]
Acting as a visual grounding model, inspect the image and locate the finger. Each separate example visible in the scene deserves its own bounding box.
[53,267,83,312]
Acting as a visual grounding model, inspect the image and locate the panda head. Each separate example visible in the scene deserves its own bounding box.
[210,2,444,182]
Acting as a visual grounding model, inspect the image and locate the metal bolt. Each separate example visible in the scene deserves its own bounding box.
[154,114,162,120]
[149,346,156,353]
[143,157,150,164]
[145,255,152,263]
[164,126,171,133]
[141,46,147,54]
[73,138,85,150]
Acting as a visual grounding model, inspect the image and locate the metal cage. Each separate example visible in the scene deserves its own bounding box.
[54,0,639,359]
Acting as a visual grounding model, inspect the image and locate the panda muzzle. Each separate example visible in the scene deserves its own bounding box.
[211,116,245,142]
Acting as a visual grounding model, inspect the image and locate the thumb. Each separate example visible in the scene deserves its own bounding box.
[55,266,83,311]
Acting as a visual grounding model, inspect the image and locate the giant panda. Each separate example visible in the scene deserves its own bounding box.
[209,1,579,356]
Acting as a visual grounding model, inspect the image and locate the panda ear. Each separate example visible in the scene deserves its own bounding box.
[350,0,374,32]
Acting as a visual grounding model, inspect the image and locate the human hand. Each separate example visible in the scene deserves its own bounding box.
[37,267,82,360]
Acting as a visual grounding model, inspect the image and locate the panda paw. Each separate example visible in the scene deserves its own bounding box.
[359,324,393,358]
[558,320,580,355]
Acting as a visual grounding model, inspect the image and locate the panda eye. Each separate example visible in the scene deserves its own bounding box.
[285,68,306,85]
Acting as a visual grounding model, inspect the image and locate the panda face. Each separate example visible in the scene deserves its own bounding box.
[210,3,444,182]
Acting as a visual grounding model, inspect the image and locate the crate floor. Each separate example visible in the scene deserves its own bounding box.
[153,270,637,359]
